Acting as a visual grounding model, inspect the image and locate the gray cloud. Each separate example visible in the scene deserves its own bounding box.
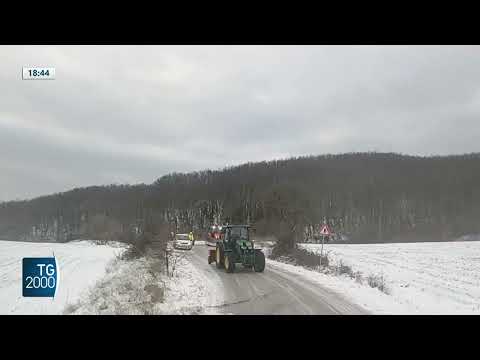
[1,45,480,201]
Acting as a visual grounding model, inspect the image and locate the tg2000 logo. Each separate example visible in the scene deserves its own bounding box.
[22,257,58,297]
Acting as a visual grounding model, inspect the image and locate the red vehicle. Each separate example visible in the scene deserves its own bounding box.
[207,224,224,264]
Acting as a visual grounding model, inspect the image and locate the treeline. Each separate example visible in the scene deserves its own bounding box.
[1,152,480,249]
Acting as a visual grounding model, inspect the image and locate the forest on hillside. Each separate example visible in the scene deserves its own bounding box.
[1,152,480,251]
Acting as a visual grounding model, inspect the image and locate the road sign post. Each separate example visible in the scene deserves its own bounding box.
[319,224,332,267]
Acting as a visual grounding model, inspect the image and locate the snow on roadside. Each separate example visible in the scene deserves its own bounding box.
[298,241,480,314]
[160,255,221,314]
[70,239,127,248]
[266,259,410,314]
[67,252,221,315]
[0,240,124,315]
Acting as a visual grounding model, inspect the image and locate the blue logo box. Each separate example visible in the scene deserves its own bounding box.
[22,257,58,297]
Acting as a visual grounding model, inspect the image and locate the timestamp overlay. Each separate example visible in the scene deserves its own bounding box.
[22,67,55,80]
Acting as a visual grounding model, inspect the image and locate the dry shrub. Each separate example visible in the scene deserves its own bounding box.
[335,260,353,277]
[367,274,389,294]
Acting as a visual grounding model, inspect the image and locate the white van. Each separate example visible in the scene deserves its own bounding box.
[174,233,193,250]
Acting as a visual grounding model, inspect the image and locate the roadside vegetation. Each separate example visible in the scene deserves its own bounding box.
[63,241,216,315]
[63,220,210,315]
[269,245,389,294]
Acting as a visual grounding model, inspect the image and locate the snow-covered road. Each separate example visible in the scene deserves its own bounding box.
[187,244,367,314]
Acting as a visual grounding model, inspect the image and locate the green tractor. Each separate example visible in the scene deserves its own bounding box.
[214,225,265,273]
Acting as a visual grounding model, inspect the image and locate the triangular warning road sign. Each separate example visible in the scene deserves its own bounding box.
[319,225,332,236]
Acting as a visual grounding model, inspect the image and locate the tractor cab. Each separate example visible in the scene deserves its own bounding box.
[224,225,254,251]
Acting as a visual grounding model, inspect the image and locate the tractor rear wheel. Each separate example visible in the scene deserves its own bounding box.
[253,249,265,272]
[216,244,224,269]
[224,254,235,273]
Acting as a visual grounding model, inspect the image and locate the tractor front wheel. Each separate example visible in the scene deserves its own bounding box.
[224,254,236,273]
[253,249,265,272]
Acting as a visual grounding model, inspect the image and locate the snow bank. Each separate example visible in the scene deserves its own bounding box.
[267,259,406,314]
[68,252,221,315]
[160,255,221,314]
[0,240,125,314]
[299,241,480,314]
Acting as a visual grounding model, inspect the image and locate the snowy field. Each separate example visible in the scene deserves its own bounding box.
[299,241,480,314]
[0,240,124,314]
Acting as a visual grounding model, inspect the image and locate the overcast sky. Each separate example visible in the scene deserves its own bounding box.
[1,45,480,201]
